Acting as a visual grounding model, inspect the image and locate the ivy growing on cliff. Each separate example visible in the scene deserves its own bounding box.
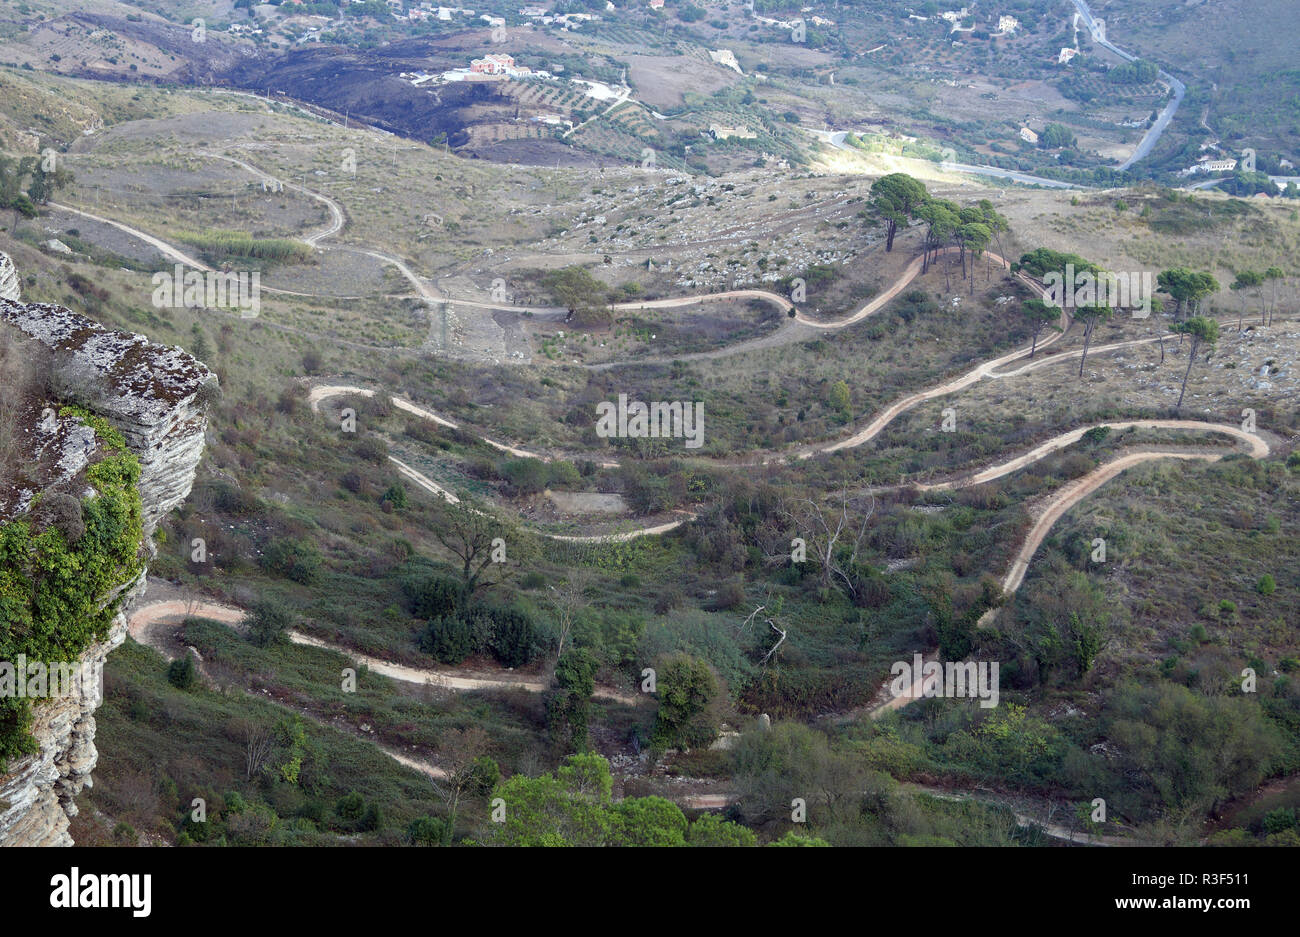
[0,408,143,768]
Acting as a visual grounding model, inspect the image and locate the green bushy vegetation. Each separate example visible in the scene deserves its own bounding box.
[174,230,314,267]
[481,753,753,846]
[13,84,1292,849]
[0,410,142,768]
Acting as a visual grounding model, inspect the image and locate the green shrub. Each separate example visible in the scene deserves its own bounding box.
[245,599,294,648]
[769,831,830,846]
[501,457,549,494]
[489,606,540,668]
[408,574,461,619]
[548,460,581,488]
[468,756,500,797]
[687,813,757,846]
[205,481,262,516]
[1257,575,1276,596]
[1263,807,1297,834]
[260,537,322,584]
[335,791,365,821]
[420,615,476,665]
[651,654,722,751]
[167,655,198,690]
[408,816,446,845]
[175,229,313,266]
[547,648,599,752]
[359,802,384,832]
[0,409,142,767]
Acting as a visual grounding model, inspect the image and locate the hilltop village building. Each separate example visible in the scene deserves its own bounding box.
[471,53,520,75]
[410,52,554,85]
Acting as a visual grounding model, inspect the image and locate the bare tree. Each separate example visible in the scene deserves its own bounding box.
[546,569,593,661]
[741,592,788,667]
[430,726,491,844]
[750,512,796,568]
[761,619,787,666]
[779,488,876,599]
[739,603,767,634]
[237,719,274,781]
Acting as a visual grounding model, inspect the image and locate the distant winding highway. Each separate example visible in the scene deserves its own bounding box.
[1070,0,1185,171]
[814,2,1186,178]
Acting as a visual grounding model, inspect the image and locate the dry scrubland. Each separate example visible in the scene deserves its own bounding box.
[2,66,1299,846]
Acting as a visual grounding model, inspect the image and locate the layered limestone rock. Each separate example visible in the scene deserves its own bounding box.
[0,593,135,847]
[0,251,18,302]
[0,296,214,540]
[0,276,212,846]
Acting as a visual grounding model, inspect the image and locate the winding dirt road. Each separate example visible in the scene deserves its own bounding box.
[126,598,640,702]
[306,383,694,541]
[69,152,1282,725]
[681,782,1142,845]
[206,153,344,248]
[917,419,1267,493]
[308,390,1270,595]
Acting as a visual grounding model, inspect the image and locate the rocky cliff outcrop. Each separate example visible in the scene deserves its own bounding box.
[0,252,17,302]
[0,252,212,846]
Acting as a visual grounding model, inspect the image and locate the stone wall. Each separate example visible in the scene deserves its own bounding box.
[0,253,212,846]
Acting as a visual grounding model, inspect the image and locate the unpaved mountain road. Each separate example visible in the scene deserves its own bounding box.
[75,149,1283,750]
[50,202,210,271]
[205,152,344,248]
[307,383,692,541]
[124,598,452,779]
[987,448,1236,603]
[309,390,1271,593]
[126,598,640,703]
[915,419,1267,493]
[682,784,1145,845]
[70,151,1278,638]
[56,159,1030,368]
[306,250,1056,474]
[124,602,1154,842]
[590,248,1044,370]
